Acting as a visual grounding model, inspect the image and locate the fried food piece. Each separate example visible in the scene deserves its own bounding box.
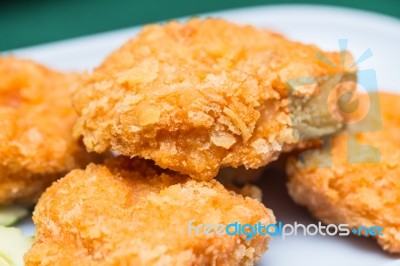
[287,93,400,254]
[0,57,95,206]
[25,157,275,266]
[73,18,356,180]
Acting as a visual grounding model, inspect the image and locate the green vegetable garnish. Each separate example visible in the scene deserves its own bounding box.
[0,206,28,227]
[0,226,34,266]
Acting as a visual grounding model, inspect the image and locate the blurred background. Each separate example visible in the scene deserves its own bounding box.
[1,0,399,51]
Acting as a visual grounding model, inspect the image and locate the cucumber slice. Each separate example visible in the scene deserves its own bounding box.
[0,207,28,227]
[0,253,14,266]
[0,226,34,266]
[0,253,13,266]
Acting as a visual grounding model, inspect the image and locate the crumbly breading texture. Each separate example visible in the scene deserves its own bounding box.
[287,93,400,254]
[0,57,93,205]
[73,18,355,180]
[25,157,275,266]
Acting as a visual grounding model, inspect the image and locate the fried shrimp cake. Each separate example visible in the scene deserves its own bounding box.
[25,157,275,266]
[287,93,400,254]
[0,57,93,205]
[73,18,356,180]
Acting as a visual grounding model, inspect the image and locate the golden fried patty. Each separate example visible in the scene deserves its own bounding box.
[25,157,275,266]
[287,93,400,254]
[0,57,94,205]
[73,18,356,180]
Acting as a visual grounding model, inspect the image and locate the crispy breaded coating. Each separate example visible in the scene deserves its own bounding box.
[25,157,275,266]
[73,18,356,180]
[287,93,400,254]
[0,57,94,205]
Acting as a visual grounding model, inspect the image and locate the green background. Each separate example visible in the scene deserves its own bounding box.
[1,0,399,51]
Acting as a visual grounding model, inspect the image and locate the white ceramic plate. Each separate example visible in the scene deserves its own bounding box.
[7,4,400,266]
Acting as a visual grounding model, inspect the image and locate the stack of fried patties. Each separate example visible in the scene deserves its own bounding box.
[1,19,397,266]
